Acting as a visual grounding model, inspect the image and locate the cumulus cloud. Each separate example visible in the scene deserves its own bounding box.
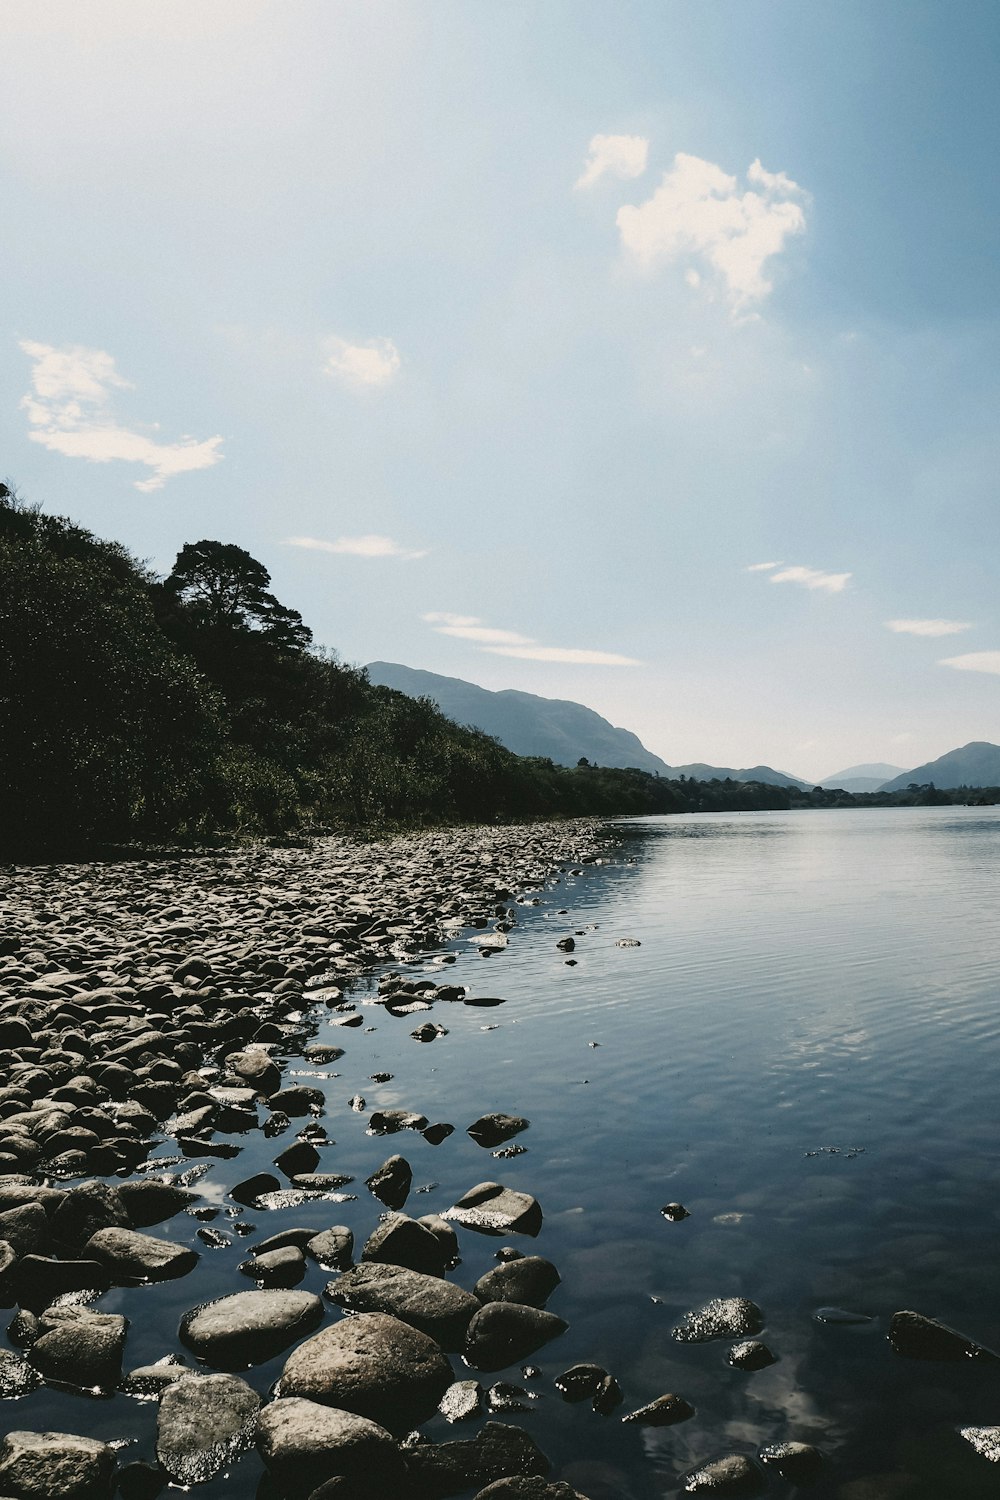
[285,534,427,560]
[769,565,851,594]
[885,618,972,637]
[576,133,649,190]
[19,340,223,492]
[617,152,807,310]
[322,335,400,387]
[939,651,1000,676]
[423,613,638,666]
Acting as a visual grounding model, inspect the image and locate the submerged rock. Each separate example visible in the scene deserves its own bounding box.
[465,1302,568,1372]
[683,1454,764,1493]
[672,1298,764,1344]
[156,1372,260,1484]
[622,1392,694,1426]
[888,1309,999,1361]
[758,1442,822,1481]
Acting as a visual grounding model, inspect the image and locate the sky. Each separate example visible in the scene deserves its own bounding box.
[3,0,1000,783]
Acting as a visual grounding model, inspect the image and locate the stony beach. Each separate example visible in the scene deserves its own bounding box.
[0,821,629,1500]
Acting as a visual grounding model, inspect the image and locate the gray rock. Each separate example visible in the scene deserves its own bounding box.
[0,1429,115,1499]
[684,1455,764,1494]
[465,1303,567,1372]
[728,1340,775,1370]
[758,1442,822,1481]
[84,1227,198,1283]
[121,1360,190,1397]
[362,1213,449,1277]
[366,1155,412,1211]
[326,1263,480,1350]
[473,1257,560,1309]
[621,1392,694,1426]
[156,1372,261,1484]
[50,1182,128,1250]
[445,1183,542,1238]
[467,1115,529,1149]
[888,1309,998,1361]
[256,1396,403,1491]
[117,1181,197,1227]
[554,1363,606,1402]
[227,1050,281,1096]
[404,1422,549,1497]
[239,1245,306,1286]
[180,1289,324,1369]
[417,1214,460,1267]
[959,1427,1000,1462]
[473,1482,586,1500]
[0,1203,49,1256]
[29,1305,127,1390]
[672,1298,763,1344]
[0,1347,42,1398]
[439,1379,484,1422]
[307,1227,354,1270]
[278,1311,452,1431]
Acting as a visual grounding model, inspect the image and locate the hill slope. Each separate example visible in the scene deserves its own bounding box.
[365,662,672,773]
[879,742,1000,792]
[669,762,810,790]
[819,762,908,793]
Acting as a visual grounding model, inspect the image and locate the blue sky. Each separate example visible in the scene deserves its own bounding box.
[3,0,999,781]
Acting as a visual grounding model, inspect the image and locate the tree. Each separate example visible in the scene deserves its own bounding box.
[164,540,311,650]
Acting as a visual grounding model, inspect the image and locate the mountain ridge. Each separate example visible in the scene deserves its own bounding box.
[878,742,1000,792]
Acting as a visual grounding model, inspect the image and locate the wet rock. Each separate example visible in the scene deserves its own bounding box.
[239,1245,306,1287]
[439,1379,484,1422]
[307,1226,354,1270]
[463,995,506,1007]
[0,1429,115,1499]
[445,1183,542,1238]
[473,1482,585,1500]
[29,1304,128,1390]
[0,1347,42,1397]
[423,1124,455,1146]
[13,1256,110,1311]
[256,1396,403,1491]
[683,1454,764,1493]
[0,1203,49,1256]
[474,1256,560,1309]
[960,1426,1000,1462]
[555,1364,606,1402]
[156,1371,260,1484]
[465,1303,568,1372]
[621,1393,695,1426]
[226,1049,281,1096]
[368,1109,429,1135]
[467,1115,529,1149]
[728,1340,775,1370]
[274,1141,321,1179]
[230,1172,281,1207]
[672,1298,764,1344]
[404,1421,549,1498]
[362,1213,449,1277]
[366,1155,413,1211]
[272,1085,324,1115]
[661,1202,690,1222]
[180,1289,324,1369]
[278,1311,453,1431]
[412,1023,448,1042]
[812,1306,872,1324]
[487,1381,531,1412]
[758,1442,822,1481]
[121,1360,190,1397]
[50,1182,128,1250]
[83,1228,198,1283]
[326,1263,480,1350]
[593,1374,623,1414]
[117,1181,197,1228]
[115,1460,165,1500]
[888,1309,998,1361]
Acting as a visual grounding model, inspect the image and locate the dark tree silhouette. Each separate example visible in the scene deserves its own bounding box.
[164,540,312,650]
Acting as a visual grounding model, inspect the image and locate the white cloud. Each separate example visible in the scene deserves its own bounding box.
[939,651,1000,676]
[617,152,807,310]
[422,612,480,627]
[322,335,400,387]
[747,560,782,572]
[285,534,427,560]
[769,565,851,593]
[484,645,641,666]
[437,625,533,645]
[423,613,638,666]
[19,340,223,492]
[576,133,649,190]
[885,618,972,637]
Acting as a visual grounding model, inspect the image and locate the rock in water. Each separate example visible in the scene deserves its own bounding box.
[180,1290,324,1368]
[728,1340,775,1370]
[758,1442,822,1482]
[278,1311,452,1431]
[683,1454,764,1493]
[672,1298,764,1344]
[465,1303,568,1372]
[473,1256,560,1309]
[0,1430,115,1499]
[467,1115,529,1149]
[325,1263,480,1350]
[361,1213,449,1277]
[888,1309,999,1361]
[156,1372,260,1484]
[621,1392,694,1426]
[960,1427,1000,1462]
[366,1156,412,1211]
[445,1182,543,1237]
[29,1305,128,1390]
[84,1227,198,1283]
[256,1397,403,1491]
[405,1422,550,1495]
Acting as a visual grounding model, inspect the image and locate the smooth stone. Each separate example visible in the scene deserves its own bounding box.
[156,1372,260,1484]
[325,1263,480,1350]
[227,1050,281,1096]
[0,1347,42,1398]
[367,1109,428,1135]
[0,1203,48,1255]
[554,1364,606,1402]
[84,1227,198,1283]
[274,1141,320,1179]
[117,1181,197,1227]
[758,1442,822,1481]
[474,1482,586,1500]
[683,1454,764,1493]
[622,1393,695,1427]
[239,1246,306,1287]
[404,1422,549,1498]
[29,1305,128,1390]
[445,1183,542,1238]
[473,1257,560,1309]
[50,1182,128,1250]
[366,1156,412,1211]
[121,1361,190,1397]
[728,1340,775,1370]
[180,1290,324,1369]
[278,1311,453,1431]
[256,1396,403,1491]
[466,1116,529,1149]
[888,1309,998,1361]
[307,1227,354,1270]
[362,1213,448,1277]
[464,1303,568,1372]
[439,1379,484,1422]
[0,1430,115,1500]
[672,1298,764,1344]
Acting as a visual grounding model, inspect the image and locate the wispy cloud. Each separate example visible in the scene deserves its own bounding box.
[285,534,428,560]
[576,133,649,190]
[322,335,400,387]
[747,560,782,572]
[617,153,807,310]
[939,651,1000,676]
[885,618,973,637]
[19,340,223,492]
[769,565,851,593]
[422,613,639,666]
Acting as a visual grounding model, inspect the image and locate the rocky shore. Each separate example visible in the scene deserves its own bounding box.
[0,822,621,1500]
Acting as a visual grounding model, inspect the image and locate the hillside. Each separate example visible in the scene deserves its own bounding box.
[668,762,809,790]
[365,662,672,774]
[879,742,1000,792]
[819,762,908,793]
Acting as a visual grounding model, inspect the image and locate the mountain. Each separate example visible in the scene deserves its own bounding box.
[818,762,908,793]
[365,662,672,774]
[668,762,810,790]
[879,742,1000,792]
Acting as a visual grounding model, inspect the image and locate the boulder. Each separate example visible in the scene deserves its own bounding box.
[464,1303,567,1372]
[156,1372,261,1484]
[28,1305,127,1390]
[445,1183,542,1238]
[672,1298,763,1344]
[404,1422,549,1498]
[84,1227,198,1283]
[256,1397,403,1491]
[326,1263,480,1350]
[362,1214,448,1277]
[888,1309,998,1361]
[180,1290,324,1369]
[0,1430,115,1500]
[473,1257,560,1309]
[307,1227,354,1271]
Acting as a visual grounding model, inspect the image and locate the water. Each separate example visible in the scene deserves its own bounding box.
[7,806,1000,1496]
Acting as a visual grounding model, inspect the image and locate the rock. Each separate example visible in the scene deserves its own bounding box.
[307,1227,354,1270]
[0,1203,49,1256]
[728,1340,775,1370]
[366,1155,413,1211]
[812,1305,872,1324]
[180,1289,324,1369]
[272,1085,324,1116]
[445,1183,542,1238]
[465,1303,568,1372]
[121,1360,190,1397]
[29,1305,128,1390]
[439,1379,484,1422]
[683,1454,764,1493]
[117,1181,197,1227]
[554,1364,606,1402]
[473,1482,585,1500]
[227,1050,281,1096]
[274,1141,320,1178]
[758,1442,822,1481]
[593,1374,623,1414]
[0,1430,115,1499]
[83,1227,198,1283]
[888,1309,998,1361]
[115,1460,165,1500]
[278,1311,453,1431]
[404,1421,549,1497]
[0,1347,42,1397]
[417,1214,460,1267]
[661,1202,690,1222]
[50,1182,127,1250]
[467,1116,529,1149]
[672,1298,764,1344]
[556,938,575,952]
[362,1213,449,1277]
[156,1372,260,1484]
[368,1109,429,1135]
[960,1427,1000,1462]
[473,1257,560,1309]
[240,1245,306,1287]
[423,1124,455,1145]
[326,1263,480,1350]
[621,1392,695,1426]
[230,1172,281,1207]
[256,1397,403,1491]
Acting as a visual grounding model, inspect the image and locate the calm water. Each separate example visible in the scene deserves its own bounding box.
[8,807,1000,1497]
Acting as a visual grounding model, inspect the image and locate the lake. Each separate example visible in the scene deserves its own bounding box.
[6,806,1000,1497]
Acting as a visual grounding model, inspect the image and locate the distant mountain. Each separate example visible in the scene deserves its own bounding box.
[668,762,810,790]
[818,762,908,793]
[879,742,1000,792]
[365,662,672,774]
